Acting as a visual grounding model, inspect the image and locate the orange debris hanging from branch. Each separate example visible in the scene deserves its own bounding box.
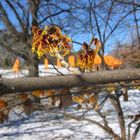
[12,58,20,72]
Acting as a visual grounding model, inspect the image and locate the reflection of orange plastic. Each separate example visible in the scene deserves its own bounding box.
[44,58,48,69]
[0,100,8,110]
[68,55,75,67]
[32,90,44,97]
[13,59,20,72]
[57,59,62,67]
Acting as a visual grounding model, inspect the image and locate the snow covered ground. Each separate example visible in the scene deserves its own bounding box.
[0,65,71,78]
[0,66,140,140]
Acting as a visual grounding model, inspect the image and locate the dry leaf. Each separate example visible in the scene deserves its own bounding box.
[23,99,33,116]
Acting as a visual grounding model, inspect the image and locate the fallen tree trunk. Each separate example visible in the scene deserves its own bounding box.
[0,69,140,95]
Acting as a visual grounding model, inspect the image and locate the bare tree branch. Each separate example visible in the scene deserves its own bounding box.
[5,0,25,31]
[103,0,115,42]
[131,122,140,140]
[109,93,126,140]
[114,0,140,7]
[62,112,121,139]
[39,9,71,25]
[28,0,40,26]
[105,9,134,44]
[0,69,140,94]
[0,2,18,34]
[93,0,103,45]
[0,40,28,60]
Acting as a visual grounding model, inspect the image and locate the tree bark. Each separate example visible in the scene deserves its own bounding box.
[26,54,39,77]
[0,69,140,95]
[109,94,126,140]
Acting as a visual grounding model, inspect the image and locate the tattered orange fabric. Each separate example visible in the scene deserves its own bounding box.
[13,59,20,72]
[44,58,48,69]
[68,55,75,67]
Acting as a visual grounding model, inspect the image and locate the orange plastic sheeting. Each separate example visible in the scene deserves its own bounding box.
[44,58,48,69]
[94,55,102,65]
[32,90,45,97]
[13,58,20,72]
[104,55,122,68]
[68,55,75,67]
[57,59,62,67]
[113,59,122,66]
[104,55,115,67]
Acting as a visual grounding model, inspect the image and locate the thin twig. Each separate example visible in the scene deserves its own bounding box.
[131,122,140,140]
[59,111,121,139]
